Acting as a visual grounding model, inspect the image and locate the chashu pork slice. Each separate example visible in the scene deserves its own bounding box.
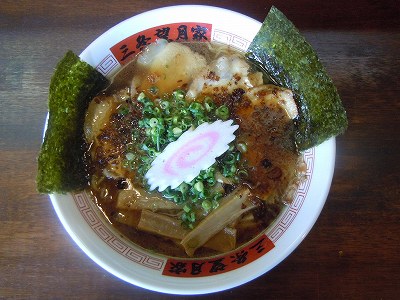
[84,92,137,179]
[233,84,301,203]
[186,54,264,100]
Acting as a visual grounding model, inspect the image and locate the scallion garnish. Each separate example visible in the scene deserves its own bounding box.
[123,90,246,227]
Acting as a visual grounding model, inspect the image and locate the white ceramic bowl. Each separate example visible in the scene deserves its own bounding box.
[50,5,335,295]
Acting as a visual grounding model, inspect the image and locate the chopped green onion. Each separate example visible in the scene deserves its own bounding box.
[189,102,205,118]
[201,200,212,211]
[149,118,159,128]
[237,142,247,153]
[118,106,130,116]
[194,181,204,192]
[172,127,182,136]
[173,90,185,100]
[124,89,247,227]
[160,101,170,110]
[182,116,192,127]
[183,204,191,213]
[125,152,135,161]
[237,169,248,178]
[149,85,158,95]
[204,97,215,112]
[179,182,189,194]
[215,105,230,120]
[224,153,236,164]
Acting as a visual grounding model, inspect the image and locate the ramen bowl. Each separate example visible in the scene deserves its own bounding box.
[50,5,335,295]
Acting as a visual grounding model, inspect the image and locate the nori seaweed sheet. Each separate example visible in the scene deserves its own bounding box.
[246,6,347,150]
[37,51,109,193]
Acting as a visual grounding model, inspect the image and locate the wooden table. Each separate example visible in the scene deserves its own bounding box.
[1,0,399,298]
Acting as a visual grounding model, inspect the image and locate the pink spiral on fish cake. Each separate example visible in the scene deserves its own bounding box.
[163,131,219,176]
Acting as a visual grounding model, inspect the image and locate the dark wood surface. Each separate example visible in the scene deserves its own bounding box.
[1,0,399,299]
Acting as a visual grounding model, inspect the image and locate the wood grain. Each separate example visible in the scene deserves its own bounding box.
[1,0,399,299]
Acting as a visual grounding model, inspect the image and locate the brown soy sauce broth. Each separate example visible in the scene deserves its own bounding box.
[87,41,302,258]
